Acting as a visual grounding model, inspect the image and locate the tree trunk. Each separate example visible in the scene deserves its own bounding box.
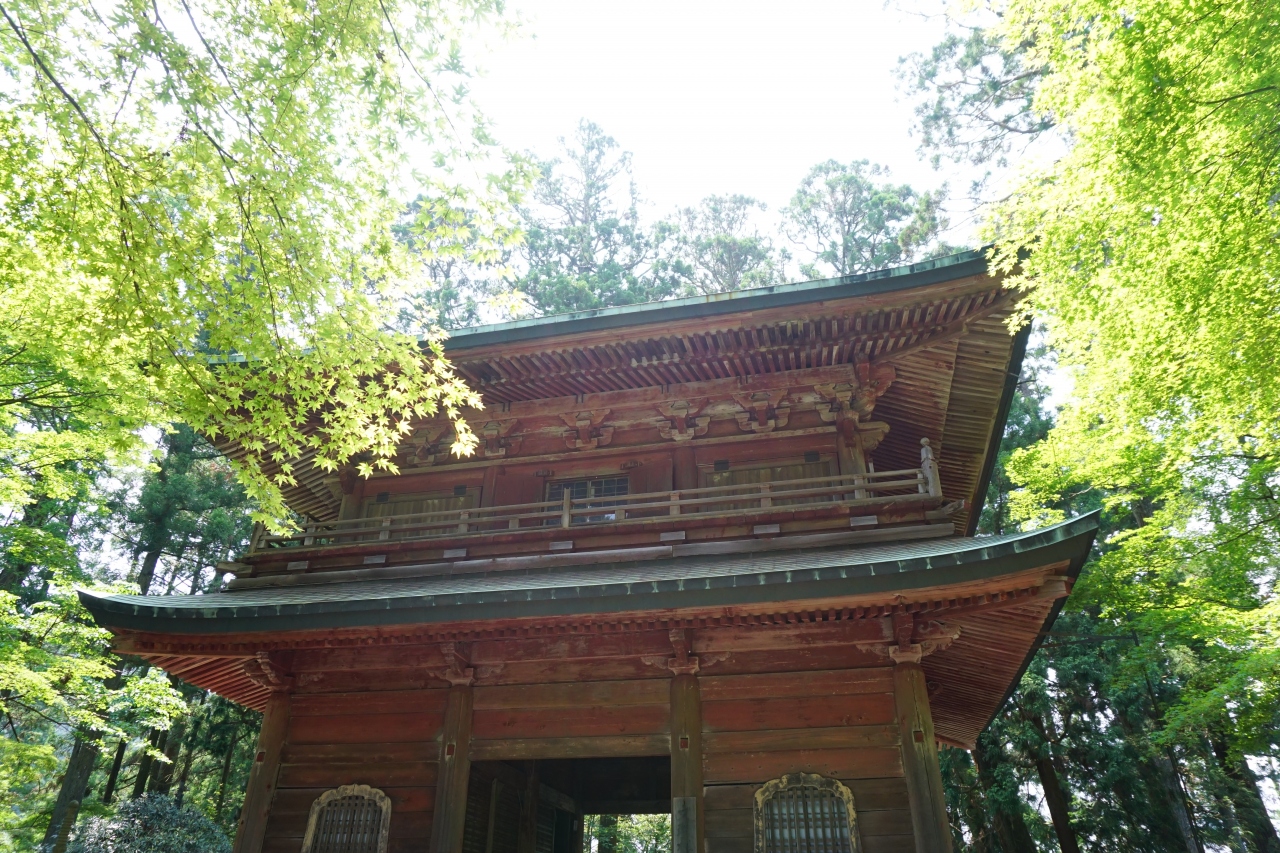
[42,736,98,852]
[597,815,618,853]
[972,740,1038,853]
[150,720,184,794]
[1213,739,1280,853]
[174,746,196,808]
[136,547,164,596]
[214,733,241,820]
[951,753,995,853]
[1154,750,1204,853]
[1033,752,1080,853]
[101,739,127,804]
[131,729,162,799]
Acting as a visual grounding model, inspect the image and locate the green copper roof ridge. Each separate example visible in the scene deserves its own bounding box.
[435,247,992,351]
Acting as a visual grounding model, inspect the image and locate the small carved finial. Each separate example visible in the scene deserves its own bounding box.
[919,438,943,496]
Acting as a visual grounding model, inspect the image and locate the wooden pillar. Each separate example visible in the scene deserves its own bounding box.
[517,762,540,853]
[672,446,698,492]
[670,672,704,853]
[894,662,952,853]
[232,690,290,853]
[430,684,475,853]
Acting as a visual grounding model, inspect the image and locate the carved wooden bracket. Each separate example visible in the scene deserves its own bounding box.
[666,628,700,675]
[852,362,896,417]
[337,467,360,495]
[638,629,730,674]
[656,400,710,442]
[855,614,961,664]
[438,642,476,687]
[243,652,294,692]
[562,410,614,451]
[481,420,521,459]
[401,423,450,468]
[733,390,790,434]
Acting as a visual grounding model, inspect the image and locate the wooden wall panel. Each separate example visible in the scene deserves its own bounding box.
[702,695,894,733]
[470,678,670,762]
[263,689,444,853]
[700,669,912,853]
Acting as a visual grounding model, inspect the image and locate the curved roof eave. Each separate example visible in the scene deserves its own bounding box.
[80,511,1097,636]
[438,249,991,352]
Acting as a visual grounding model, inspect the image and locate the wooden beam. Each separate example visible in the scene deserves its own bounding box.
[231,690,289,853]
[430,685,475,853]
[670,672,704,853]
[894,662,952,853]
[470,735,670,761]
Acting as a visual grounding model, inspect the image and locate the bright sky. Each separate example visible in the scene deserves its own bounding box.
[469,0,973,237]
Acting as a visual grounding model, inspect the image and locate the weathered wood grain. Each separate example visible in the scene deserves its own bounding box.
[276,760,438,789]
[288,712,443,745]
[702,693,895,732]
[699,669,893,702]
[895,661,952,852]
[702,747,903,783]
[291,689,449,717]
[429,686,473,853]
[703,725,899,754]
[472,679,667,710]
[471,704,669,739]
[469,734,670,760]
[282,742,437,765]
[232,692,288,853]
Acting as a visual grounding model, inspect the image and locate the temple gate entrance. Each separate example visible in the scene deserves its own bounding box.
[462,758,671,853]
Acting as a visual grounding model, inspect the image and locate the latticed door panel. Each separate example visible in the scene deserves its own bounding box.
[754,774,860,853]
[302,785,391,853]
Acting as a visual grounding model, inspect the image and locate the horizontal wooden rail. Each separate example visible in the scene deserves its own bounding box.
[251,467,937,553]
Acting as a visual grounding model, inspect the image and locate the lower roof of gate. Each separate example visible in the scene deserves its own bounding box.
[84,514,1097,745]
[81,514,1097,636]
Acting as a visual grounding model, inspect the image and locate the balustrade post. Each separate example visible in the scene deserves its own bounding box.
[561,491,572,528]
[669,491,681,517]
[759,482,772,509]
[379,517,391,541]
[457,510,469,535]
[920,438,943,497]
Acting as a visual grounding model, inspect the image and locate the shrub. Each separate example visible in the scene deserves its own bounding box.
[70,794,231,853]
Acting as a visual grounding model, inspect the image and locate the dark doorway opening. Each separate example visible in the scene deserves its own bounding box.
[465,757,671,853]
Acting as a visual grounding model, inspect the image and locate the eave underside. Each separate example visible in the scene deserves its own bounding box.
[93,516,1097,744]
[213,263,1021,537]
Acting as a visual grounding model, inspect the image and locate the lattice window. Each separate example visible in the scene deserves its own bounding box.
[301,785,392,853]
[546,476,630,524]
[700,459,835,512]
[754,774,860,853]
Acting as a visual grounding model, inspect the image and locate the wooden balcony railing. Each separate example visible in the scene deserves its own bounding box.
[249,463,943,554]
